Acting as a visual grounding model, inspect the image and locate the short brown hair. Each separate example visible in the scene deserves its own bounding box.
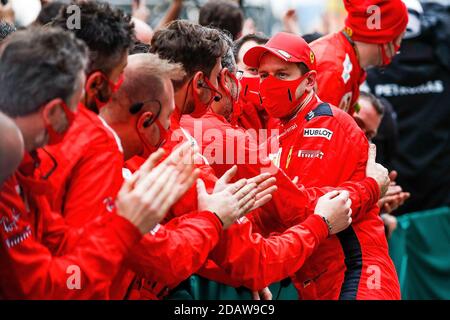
[150,20,227,89]
[199,0,244,40]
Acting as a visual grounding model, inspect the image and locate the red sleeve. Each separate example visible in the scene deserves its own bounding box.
[249,174,380,233]
[298,177,380,222]
[0,203,142,299]
[207,215,328,291]
[123,211,223,289]
[60,138,124,227]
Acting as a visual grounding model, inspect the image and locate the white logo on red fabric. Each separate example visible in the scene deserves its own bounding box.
[339,92,353,112]
[1,209,20,233]
[298,150,324,159]
[277,50,291,59]
[342,54,353,84]
[5,225,32,248]
[303,128,333,140]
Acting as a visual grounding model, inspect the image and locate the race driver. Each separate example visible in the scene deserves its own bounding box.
[244,31,400,299]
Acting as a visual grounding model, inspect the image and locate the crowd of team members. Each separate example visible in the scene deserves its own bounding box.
[0,0,410,300]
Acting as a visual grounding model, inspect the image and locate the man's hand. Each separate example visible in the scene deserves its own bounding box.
[366,144,390,197]
[132,0,150,22]
[282,9,301,34]
[162,142,201,205]
[213,166,277,213]
[246,172,277,211]
[116,149,181,234]
[252,287,273,300]
[197,175,258,229]
[381,213,398,239]
[241,18,257,37]
[378,170,410,213]
[314,190,352,235]
[116,142,198,234]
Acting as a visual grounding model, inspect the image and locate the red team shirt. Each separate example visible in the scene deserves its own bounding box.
[0,153,143,299]
[311,32,367,115]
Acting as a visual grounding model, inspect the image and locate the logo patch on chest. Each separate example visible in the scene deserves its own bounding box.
[342,54,353,84]
[298,150,324,159]
[303,128,333,140]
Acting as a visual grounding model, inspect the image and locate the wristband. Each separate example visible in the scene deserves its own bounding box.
[212,212,224,227]
[320,216,333,236]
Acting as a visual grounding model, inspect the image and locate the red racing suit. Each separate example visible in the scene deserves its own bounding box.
[179,110,383,292]
[269,93,400,300]
[0,154,143,299]
[36,104,226,299]
[311,31,366,115]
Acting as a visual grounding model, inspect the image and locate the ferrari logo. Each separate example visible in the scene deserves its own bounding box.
[344,26,353,37]
[310,51,315,64]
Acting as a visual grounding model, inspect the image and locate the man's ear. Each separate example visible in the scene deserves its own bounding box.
[136,111,154,134]
[193,71,204,91]
[42,98,65,129]
[305,71,317,91]
[193,71,208,101]
[85,72,104,97]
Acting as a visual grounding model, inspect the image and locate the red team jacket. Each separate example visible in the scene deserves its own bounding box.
[0,154,143,299]
[311,32,367,115]
[38,104,125,227]
[268,93,400,299]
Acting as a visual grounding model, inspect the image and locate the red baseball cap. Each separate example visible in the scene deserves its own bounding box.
[243,32,317,71]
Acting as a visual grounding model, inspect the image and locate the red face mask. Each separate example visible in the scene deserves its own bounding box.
[379,43,401,66]
[260,72,311,119]
[131,99,170,159]
[137,119,169,159]
[190,76,222,118]
[87,72,125,110]
[44,101,76,146]
[239,76,262,109]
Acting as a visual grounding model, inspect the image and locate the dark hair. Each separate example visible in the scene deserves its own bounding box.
[35,1,65,26]
[0,27,88,117]
[233,33,269,61]
[0,20,16,43]
[130,41,151,55]
[51,0,135,74]
[220,32,237,73]
[302,32,324,44]
[150,20,226,88]
[296,63,310,76]
[359,91,384,115]
[199,0,244,40]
